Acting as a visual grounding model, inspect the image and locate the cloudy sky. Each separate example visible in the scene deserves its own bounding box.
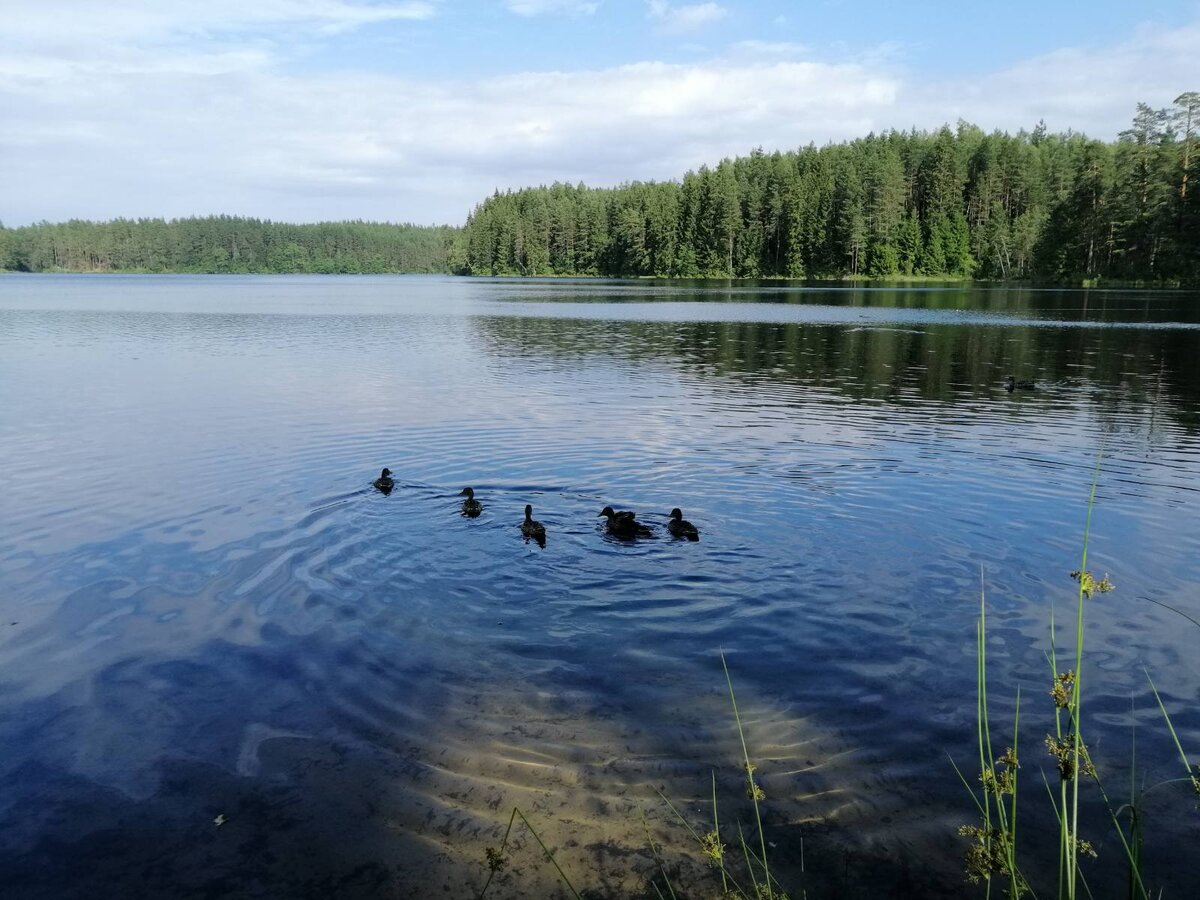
[2,1,1197,226]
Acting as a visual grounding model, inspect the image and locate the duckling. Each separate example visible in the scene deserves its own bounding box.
[598,505,635,524]
[667,508,700,541]
[1005,375,1036,392]
[521,504,546,545]
[373,467,395,494]
[460,487,483,517]
[598,506,652,537]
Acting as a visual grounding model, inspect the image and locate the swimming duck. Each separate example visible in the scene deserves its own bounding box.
[460,487,483,517]
[1005,376,1036,392]
[521,504,546,545]
[599,506,652,537]
[667,508,700,541]
[373,468,395,494]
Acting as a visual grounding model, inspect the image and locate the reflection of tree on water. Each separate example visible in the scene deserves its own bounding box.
[473,310,1200,433]
[501,283,1200,326]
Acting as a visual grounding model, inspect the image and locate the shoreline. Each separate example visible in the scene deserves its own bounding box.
[1,269,1191,289]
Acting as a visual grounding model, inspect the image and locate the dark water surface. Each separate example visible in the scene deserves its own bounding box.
[1,274,1198,898]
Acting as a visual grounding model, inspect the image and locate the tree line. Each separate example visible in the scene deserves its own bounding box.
[0,216,455,274]
[3,96,1196,282]
[451,95,1199,284]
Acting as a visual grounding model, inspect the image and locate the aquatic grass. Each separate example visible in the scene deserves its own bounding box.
[1026,452,1108,900]
[640,805,680,900]
[1036,771,1096,900]
[722,652,777,897]
[651,785,753,899]
[1141,596,1200,631]
[480,652,793,900]
[1045,602,1162,900]
[1141,601,1200,799]
[711,770,729,895]
[955,572,1029,897]
[647,652,795,900]
[1124,708,1144,900]
[957,449,1185,900]
[1081,742,1151,900]
[478,806,583,900]
[956,451,1131,899]
[1146,672,1200,799]
[1058,672,1198,900]
[650,775,787,900]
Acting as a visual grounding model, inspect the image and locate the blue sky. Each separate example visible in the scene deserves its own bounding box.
[2,1,1197,226]
[302,1,1194,79]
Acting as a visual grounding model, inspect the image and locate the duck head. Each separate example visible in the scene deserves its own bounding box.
[460,487,474,499]
[670,508,683,521]
[598,506,616,518]
[525,504,534,519]
[380,468,392,478]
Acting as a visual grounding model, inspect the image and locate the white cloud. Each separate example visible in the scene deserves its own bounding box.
[1,1,436,47]
[1,11,1197,226]
[729,40,810,59]
[505,0,599,15]
[647,1,728,34]
[911,22,1192,129]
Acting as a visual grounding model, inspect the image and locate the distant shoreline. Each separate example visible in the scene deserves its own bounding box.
[1,269,1188,289]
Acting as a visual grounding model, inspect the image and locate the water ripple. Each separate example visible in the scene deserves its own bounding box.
[1,275,1199,897]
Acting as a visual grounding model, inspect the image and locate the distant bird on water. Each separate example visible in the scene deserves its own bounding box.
[667,508,700,541]
[1006,376,1036,392]
[460,487,483,517]
[599,506,653,537]
[373,468,394,494]
[521,504,546,546]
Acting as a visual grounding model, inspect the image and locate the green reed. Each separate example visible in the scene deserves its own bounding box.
[1147,673,1200,798]
[478,806,583,900]
[476,651,796,900]
[955,454,1103,898]
[1141,597,1200,799]
[952,450,1200,900]
[1058,453,1105,900]
[953,573,1028,897]
[649,652,793,900]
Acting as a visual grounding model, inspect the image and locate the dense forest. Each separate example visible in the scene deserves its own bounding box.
[3,96,1196,283]
[451,95,1200,284]
[0,217,455,274]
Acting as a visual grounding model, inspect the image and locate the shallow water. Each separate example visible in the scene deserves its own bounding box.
[1,274,1198,898]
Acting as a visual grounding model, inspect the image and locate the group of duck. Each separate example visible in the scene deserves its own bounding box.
[368,376,1032,541]
[370,469,700,545]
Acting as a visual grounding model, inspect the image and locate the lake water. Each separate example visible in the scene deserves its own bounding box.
[1,274,1198,898]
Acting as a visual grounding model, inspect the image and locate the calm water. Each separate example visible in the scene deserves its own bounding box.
[1,274,1198,898]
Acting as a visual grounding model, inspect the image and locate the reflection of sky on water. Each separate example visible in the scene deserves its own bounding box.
[0,274,1198,898]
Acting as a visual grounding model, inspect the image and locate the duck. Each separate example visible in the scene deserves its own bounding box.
[521,504,546,545]
[667,508,700,541]
[599,506,652,537]
[373,468,395,494]
[460,487,483,517]
[1005,375,1036,392]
